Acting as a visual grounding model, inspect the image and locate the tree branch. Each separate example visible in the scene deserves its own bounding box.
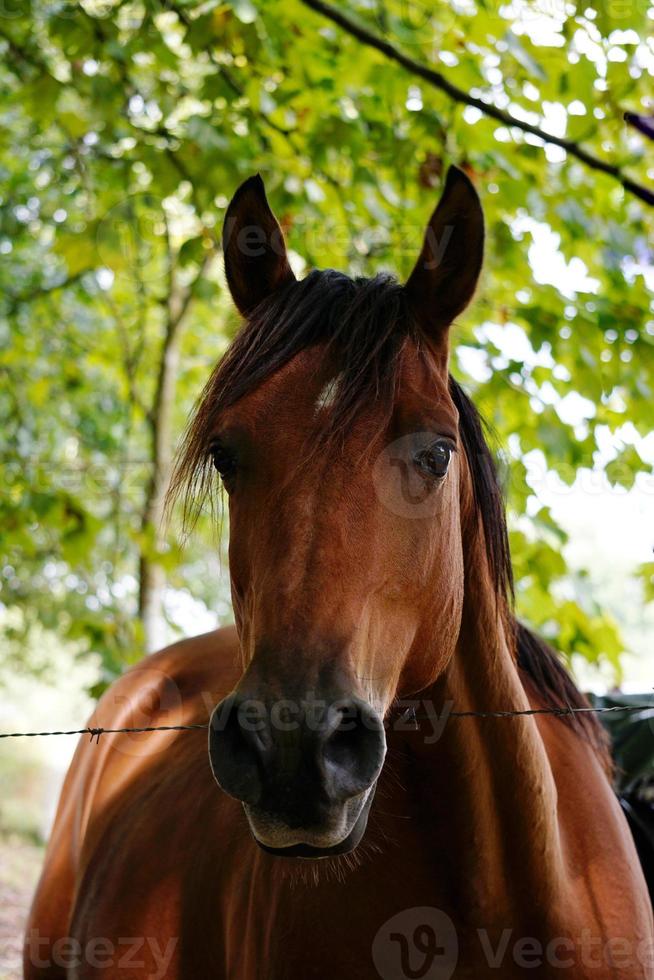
[299,0,654,207]
[625,112,654,142]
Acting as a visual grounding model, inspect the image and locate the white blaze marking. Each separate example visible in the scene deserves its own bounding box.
[315,374,342,412]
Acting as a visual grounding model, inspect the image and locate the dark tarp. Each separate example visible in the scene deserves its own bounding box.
[589,693,654,899]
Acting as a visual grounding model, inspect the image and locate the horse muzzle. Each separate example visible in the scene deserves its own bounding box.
[208,691,386,858]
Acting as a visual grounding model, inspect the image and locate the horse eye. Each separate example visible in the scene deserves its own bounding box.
[414,439,454,479]
[210,443,237,486]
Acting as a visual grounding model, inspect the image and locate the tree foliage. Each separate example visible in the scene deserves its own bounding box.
[1,0,652,684]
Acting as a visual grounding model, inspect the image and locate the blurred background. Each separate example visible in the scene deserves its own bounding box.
[0,0,652,972]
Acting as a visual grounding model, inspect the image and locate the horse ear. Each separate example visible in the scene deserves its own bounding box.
[405,166,484,343]
[222,174,296,316]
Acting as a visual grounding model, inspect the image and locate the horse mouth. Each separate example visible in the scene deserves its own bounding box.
[247,787,376,860]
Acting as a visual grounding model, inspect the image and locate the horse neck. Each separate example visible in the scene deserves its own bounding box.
[425,535,569,923]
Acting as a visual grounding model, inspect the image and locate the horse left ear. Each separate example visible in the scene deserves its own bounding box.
[405,166,484,343]
[223,174,296,317]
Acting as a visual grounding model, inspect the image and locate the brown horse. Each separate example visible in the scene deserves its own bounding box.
[26,168,652,979]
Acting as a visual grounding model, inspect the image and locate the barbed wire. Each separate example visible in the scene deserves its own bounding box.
[0,724,208,742]
[442,704,654,719]
[1,702,653,741]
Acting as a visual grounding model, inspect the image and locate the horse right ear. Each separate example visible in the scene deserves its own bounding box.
[222,175,296,317]
[405,166,484,345]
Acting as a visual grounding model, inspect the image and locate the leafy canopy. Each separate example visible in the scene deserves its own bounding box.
[1,0,653,684]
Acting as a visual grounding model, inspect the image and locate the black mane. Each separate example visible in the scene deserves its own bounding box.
[169,269,611,772]
[449,378,611,771]
[169,270,410,521]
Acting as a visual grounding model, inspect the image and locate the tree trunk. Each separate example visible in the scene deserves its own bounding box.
[137,254,210,653]
[138,310,181,653]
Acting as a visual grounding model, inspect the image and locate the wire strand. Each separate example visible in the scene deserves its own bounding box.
[1,704,652,739]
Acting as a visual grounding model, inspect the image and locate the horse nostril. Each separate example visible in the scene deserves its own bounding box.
[322,700,386,803]
[208,694,266,806]
[208,693,386,814]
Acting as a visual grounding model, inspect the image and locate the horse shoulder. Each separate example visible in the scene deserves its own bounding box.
[535,709,654,956]
[24,626,241,979]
